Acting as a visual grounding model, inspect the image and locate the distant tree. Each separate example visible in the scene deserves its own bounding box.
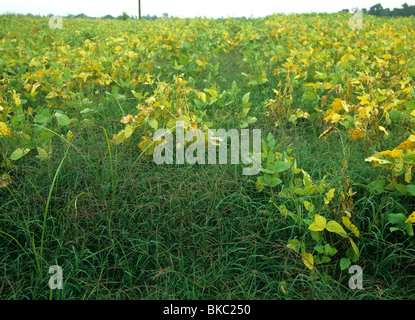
[102,14,115,19]
[118,11,130,20]
[368,3,383,16]
[366,2,415,17]
[400,3,415,16]
[391,7,402,16]
[162,12,169,18]
[340,9,349,13]
[402,3,410,15]
[143,14,158,20]
[75,13,87,19]
[381,8,391,16]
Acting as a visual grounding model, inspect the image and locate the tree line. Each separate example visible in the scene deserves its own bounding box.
[341,3,415,17]
[3,3,415,20]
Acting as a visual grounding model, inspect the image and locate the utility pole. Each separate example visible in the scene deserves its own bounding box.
[138,0,141,19]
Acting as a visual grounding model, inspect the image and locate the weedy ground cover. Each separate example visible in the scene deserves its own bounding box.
[0,13,414,299]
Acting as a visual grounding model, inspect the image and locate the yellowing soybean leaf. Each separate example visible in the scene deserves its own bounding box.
[279,281,287,294]
[37,146,52,161]
[10,148,31,161]
[293,167,302,174]
[199,92,206,103]
[30,82,41,95]
[302,170,312,186]
[349,237,359,255]
[0,122,11,136]
[302,252,314,270]
[331,98,343,111]
[78,72,92,82]
[331,113,341,123]
[287,239,301,252]
[326,220,347,237]
[405,211,415,224]
[303,201,314,212]
[308,214,326,232]
[324,188,335,204]
[405,166,412,183]
[364,157,392,165]
[255,179,264,192]
[112,131,126,145]
[147,119,158,130]
[124,124,134,139]
[207,89,218,99]
[342,216,360,237]
[378,126,388,136]
[348,128,365,140]
[12,90,21,106]
[0,173,12,188]
[67,131,73,142]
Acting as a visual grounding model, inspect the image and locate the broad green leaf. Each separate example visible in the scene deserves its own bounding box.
[287,239,301,252]
[247,116,257,124]
[315,255,331,264]
[324,243,338,256]
[367,179,386,195]
[10,148,31,161]
[55,112,71,126]
[405,185,415,196]
[340,257,351,270]
[387,213,406,225]
[242,92,251,105]
[310,230,321,242]
[240,121,249,129]
[405,222,414,236]
[274,161,291,173]
[148,119,158,130]
[37,146,52,161]
[346,246,359,262]
[303,219,313,225]
[270,176,282,187]
[315,245,325,254]
[34,109,52,124]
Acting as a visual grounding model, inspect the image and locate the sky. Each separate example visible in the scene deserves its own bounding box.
[0,0,413,18]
